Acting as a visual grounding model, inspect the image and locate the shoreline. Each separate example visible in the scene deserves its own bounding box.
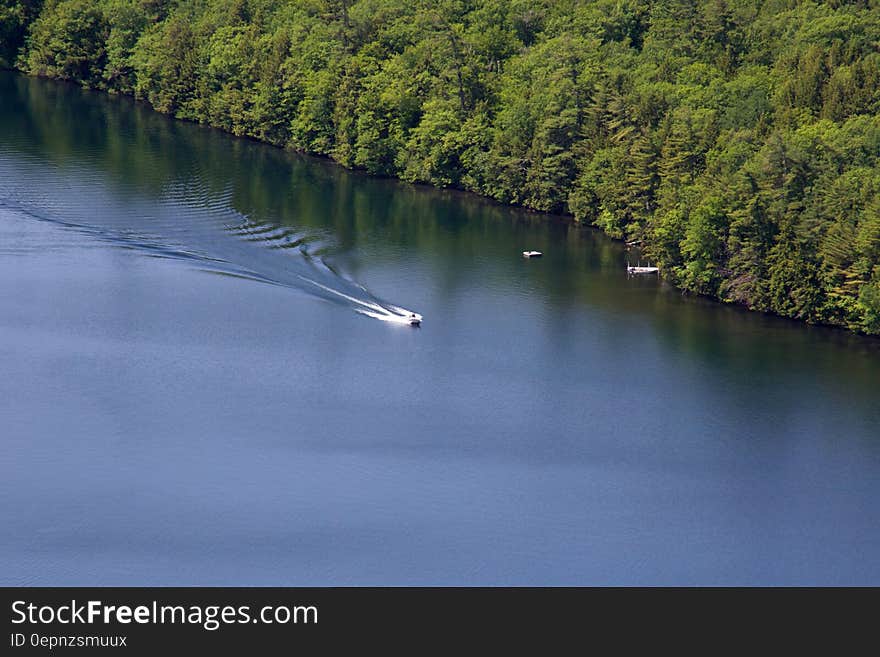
[5,68,878,341]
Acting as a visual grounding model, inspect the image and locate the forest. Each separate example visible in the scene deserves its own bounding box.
[2,0,879,334]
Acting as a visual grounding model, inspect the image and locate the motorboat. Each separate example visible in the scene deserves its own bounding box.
[627,265,659,274]
[407,313,422,326]
[523,250,543,258]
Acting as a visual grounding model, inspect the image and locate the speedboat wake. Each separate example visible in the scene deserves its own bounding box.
[0,154,421,326]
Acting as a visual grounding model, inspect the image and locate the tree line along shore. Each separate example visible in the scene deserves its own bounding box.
[2,0,879,334]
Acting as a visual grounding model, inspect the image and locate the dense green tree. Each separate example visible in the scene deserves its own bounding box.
[23,0,107,83]
[0,0,43,68]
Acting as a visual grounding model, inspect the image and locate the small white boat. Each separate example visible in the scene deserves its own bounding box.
[406,313,422,326]
[523,250,543,258]
[627,265,659,274]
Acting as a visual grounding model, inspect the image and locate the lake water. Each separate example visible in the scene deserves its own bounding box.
[2,72,879,585]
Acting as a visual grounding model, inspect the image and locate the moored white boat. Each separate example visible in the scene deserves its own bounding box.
[627,265,659,274]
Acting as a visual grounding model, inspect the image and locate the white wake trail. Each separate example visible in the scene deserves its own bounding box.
[299,275,422,325]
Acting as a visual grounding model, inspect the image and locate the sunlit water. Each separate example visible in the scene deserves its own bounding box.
[1,72,879,585]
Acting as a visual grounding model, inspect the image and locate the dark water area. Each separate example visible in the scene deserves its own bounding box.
[1,72,878,585]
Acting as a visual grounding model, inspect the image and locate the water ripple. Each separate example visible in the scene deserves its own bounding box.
[0,152,420,324]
